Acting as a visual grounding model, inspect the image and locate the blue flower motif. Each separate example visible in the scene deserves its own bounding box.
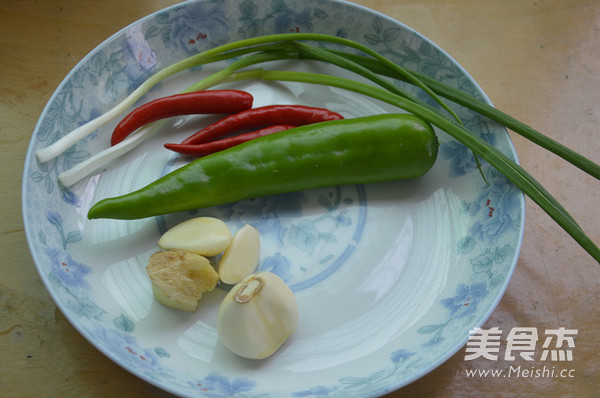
[439,113,496,178]
[390,349,414,364]
[154,347,170,358]
[293,385,337,397]
[260,253,293,283]
[93,325,164,373]
[423,334,445,348]
[168,4,232,54]
[121,41,156,95]
[440,140,479,178]
[61,143,90,173]
[114,314,135,333]
[190,370,256,396]
[239,0,315,35]
[78,106,104,134]
[46,210,82,248]
[125,25,157,73]
[289,219,320,255]
[46,211,63,227]
[470,248,496,274]
[469,168,521,245]
[334,210,352,227]
[45,247,91,290]
[440,281,488,319]
[68,295,105,321]
[219,192,307,245]
[60,186,79,206]
[272,8,313,33]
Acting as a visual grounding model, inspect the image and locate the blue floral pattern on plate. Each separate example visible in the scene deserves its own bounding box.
[22,0,524,397]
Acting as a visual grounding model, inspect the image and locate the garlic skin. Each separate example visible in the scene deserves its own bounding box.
[158,217,231,257]
[218,224,260,285]
[146,250,219,312]
[217,272,298,359]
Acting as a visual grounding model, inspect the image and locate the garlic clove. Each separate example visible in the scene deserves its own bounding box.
[146,249,219,312]
[158,217,231,257]
[217,271,298,359]
[218,224,260,285]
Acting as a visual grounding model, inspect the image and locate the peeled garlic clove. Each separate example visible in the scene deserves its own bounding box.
[146,250,219,312]
[218,224,260,285]
[217,272,298,359]
[159,217,231,257]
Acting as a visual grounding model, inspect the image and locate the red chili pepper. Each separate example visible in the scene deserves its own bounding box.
[179,105,344,145]
[164,125,296,156]
[110,90,254,146]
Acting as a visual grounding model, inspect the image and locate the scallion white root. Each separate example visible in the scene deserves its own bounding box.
[37,79,158,163]
[57,121,161,187]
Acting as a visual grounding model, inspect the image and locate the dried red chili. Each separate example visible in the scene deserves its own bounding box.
[110,90,254,146]
[164,125,295,156]
[178,105,344,145]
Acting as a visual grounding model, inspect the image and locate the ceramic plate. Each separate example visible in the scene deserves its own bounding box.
[23,0,524,396]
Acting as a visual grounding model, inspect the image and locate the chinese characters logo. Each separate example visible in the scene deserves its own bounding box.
[465,327,577,361]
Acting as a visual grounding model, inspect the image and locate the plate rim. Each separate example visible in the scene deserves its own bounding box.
[21,0,525,396]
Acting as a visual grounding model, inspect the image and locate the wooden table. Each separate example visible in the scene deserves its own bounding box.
[2,1,598,396]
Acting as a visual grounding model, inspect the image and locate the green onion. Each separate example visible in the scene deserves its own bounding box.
[36,33,462,163]
[330,50,600,181]
[257,69,600,262]
[58,39,453,186]
[38,33,600,262]
[36,39,302,163]
[58,50,290,186]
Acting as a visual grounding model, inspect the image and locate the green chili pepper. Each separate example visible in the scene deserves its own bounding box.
[87,114,438,220]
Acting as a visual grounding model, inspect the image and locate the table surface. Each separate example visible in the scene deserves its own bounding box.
[2,0,599,397]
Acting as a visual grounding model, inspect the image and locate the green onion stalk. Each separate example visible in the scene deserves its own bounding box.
[330,50,600,180]
[37,33,600,262]
[193,58,600,262]
[36,33,463,163]
[189,44,585,233]
[259,69,600,263]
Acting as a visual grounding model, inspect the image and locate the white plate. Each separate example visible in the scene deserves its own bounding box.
[23,1,524,396]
